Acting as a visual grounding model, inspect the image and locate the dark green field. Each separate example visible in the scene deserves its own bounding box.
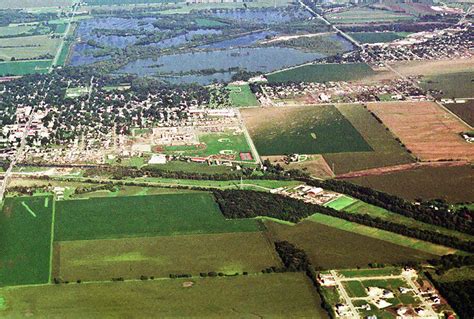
[55,193,260,241]
[0,60,51,76]
[444,100,474,126]
[242,105,373,156]
[264,220,435,269]
[349,32,406,44]
[267,63,375,83]
[420,72,474,98]
[0,196,53,286]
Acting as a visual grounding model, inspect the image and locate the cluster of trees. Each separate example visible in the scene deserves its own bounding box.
[275,241,311,272]
[303,178,474,235]
[212,189,474,252]
[428,254,474,275]
[340,22,452,33]
[74,183,116,195]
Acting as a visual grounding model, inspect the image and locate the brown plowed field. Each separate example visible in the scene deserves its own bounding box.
[367,102,474,161]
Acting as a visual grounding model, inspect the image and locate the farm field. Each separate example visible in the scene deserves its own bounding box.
[0,196,53,287]
[348,31,408,43]
[326,7,413,24]
[262,154,335,178]
[323,104,414,174]
[420,72,474,99]
[0,273,327,318]
[264,220,436,270]
[443,100,474,126]
[306,214,456,255]
[392,58,474,77]
[54,232,281,281]
[0,0,74,8]
[366,101,474,161]
[0,35,61,61]
[55,193,261,241]
[0,60,51,76]
[0,25,34,37]
[241,105,373,156]
[267,63,376,83]
[227,84,259,107]
[345,164,474,203]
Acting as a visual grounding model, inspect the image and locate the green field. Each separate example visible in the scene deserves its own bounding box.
[227,84,259,107]
[85,0,182,4]
[55,232,281,281]
[0,35,60,61]
[264,219,435,269]
[444,100,474,126]
[267,63,376,83]
[0,196,53,286]
[323,104,414,174]
[420,72,474,98]
[0,273,328,318]
[242,105,373,156]
[55,193,260,241]
[349,32,407,44]
[343,280,367,298]
[0,0,73,8]
[346,164,474,203]
[327,8,413,24]
[0,25,34,37]
[338,267,401,278]
[163,130,253,161]
[0,60,51,76]
[307,213,456,255]
[324,195,358,210]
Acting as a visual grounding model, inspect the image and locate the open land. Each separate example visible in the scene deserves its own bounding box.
[54,232,281,281]
[366,101,474,161]
[326,7,413,24]
[227,84,260,107]
[0,196,53,287]
[0,273,328,318]
[443,100,474,127]
[55,193,260,241]
[0,60,51,76]
[420,72,474,99]
[0,35,61,61]
[242,105,373,156]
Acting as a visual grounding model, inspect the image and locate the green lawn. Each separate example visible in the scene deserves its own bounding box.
[227,84,260,107]
[267,63,375,83]
[55,193,261,240]
[343,280,367,298]
[338,268,402,278]
[323,195,358,211]
[348,32,407,44]
[0,60,51,76]
[0,196,53,286]
[327,7,413,24]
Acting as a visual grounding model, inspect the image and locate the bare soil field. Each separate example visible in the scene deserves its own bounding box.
[367,101,474,161]
[345,164,474,203]
[391,58,474,77]
[262,155,335,178]
[53,232,281,281]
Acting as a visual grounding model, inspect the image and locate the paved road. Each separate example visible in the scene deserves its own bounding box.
[50,1,79,71]
[330,270,359,318]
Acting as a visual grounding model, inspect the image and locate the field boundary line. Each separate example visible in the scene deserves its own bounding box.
[48,197,56,284]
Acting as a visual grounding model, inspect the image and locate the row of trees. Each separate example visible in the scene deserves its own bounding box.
[212,189,474,252]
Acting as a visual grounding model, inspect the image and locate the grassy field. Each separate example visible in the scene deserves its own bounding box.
[267,63,375,83]
[338,267,401,278]
[0,0,73,8]
[0,35,60,61]
[54,232,281,281]
[420,72,474,98]
[163,130,253,161]
[264,219,436,270]
[0,273,328,318]
[444,100,474,126]
[324,195,358,210]
[242,105,373,156]
[343,280,367,298]
[0,60,51,76]
[348,32,407,44]
[346,164,474,203]
[227,84,259,107]
[307,214,456,255]
[85,0,182,5]
[0,25,34,37]
[323,104,414,174]
[0,196,53,286]
[55,193,260,241]
[327,7,413,24]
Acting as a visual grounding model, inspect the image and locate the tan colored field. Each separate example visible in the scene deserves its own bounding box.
[367,101,474,161]
[0,273,328,318]
[263,155,335,178]
[392,58,474,77]
[53,232,281,281]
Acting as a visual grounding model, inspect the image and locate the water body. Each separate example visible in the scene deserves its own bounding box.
[119,47,325,84]
[147,29,222,49]
[69,43,110,66]
[198,31,277,49]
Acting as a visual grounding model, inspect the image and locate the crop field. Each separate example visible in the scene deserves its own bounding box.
[0,0,74,8]
[346,164,474,203]
[307,214,456,255]
[0,273,327,318]
[163,130,253,161]
[0,25,34,37]
[0,196,53,287]
[367,102,474,161]
[444,100,474,126]
[267,63,375,83]
[338,267,401,278]
[85,0,183,5]
[227,84,259,107]
[54,232,280,281]
[241,105,373,156]
[55,193,260,241]
[323,104,414,174]
[420,72,474,99]
[264,220,435,269]
[348,32,408,44]
[0,35,61,61]
[0,60,51,76]
[326,7,413,24]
